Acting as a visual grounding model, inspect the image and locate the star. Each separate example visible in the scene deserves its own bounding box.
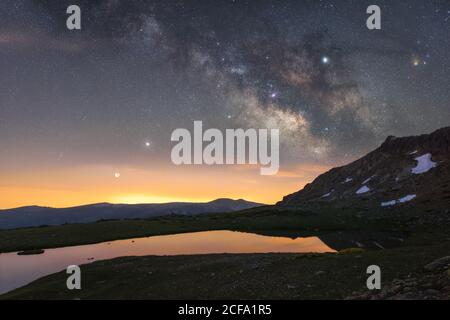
[145,141,151,147]
[321,56,329,64]
[114,172,120,178]
[411,55,422,67]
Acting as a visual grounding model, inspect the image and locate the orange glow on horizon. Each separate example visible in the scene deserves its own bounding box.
[0,163,331,209]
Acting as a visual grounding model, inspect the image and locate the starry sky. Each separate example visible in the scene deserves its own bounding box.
[1,0,449,208]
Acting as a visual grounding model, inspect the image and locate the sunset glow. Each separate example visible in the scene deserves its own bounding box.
[0,163,331,209]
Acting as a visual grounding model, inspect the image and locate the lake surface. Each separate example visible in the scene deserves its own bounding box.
[0,230,335,295]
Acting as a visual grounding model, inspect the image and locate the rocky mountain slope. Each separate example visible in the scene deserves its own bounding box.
[0,198,264,230]
[278,127,450,209]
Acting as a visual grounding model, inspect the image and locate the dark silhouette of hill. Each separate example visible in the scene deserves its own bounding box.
[0,198,264,229]
[278,126,450,209]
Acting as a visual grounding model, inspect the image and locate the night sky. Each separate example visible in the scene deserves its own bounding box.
[1,0,449,208]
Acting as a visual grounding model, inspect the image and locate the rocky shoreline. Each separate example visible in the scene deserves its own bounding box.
[347,256,450,300]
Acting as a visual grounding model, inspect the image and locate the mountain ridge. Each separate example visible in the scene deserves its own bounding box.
[278,126,450,208]
[0,198,264,230]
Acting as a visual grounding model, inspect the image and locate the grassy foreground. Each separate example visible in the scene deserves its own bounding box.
[2,241,449,299]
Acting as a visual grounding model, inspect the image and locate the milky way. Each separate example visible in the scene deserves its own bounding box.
[1,0,450,170]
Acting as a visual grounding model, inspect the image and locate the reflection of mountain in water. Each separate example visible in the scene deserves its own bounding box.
[240,229,404,251]
[318,231,405,251]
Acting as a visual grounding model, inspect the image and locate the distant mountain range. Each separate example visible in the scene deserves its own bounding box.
[0,199,264,230]
[278,126,450,208]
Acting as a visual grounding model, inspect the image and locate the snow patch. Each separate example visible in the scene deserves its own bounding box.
[411,153,437,174]
[352,241,364,248]
[381,194,417,207]
[321,191,332,198]
[373,241,385,249]
[398,194,417,203]
[342,177,353,184]
[381,200,397,207]
[362,176,375,184]
[356,185,370,194]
